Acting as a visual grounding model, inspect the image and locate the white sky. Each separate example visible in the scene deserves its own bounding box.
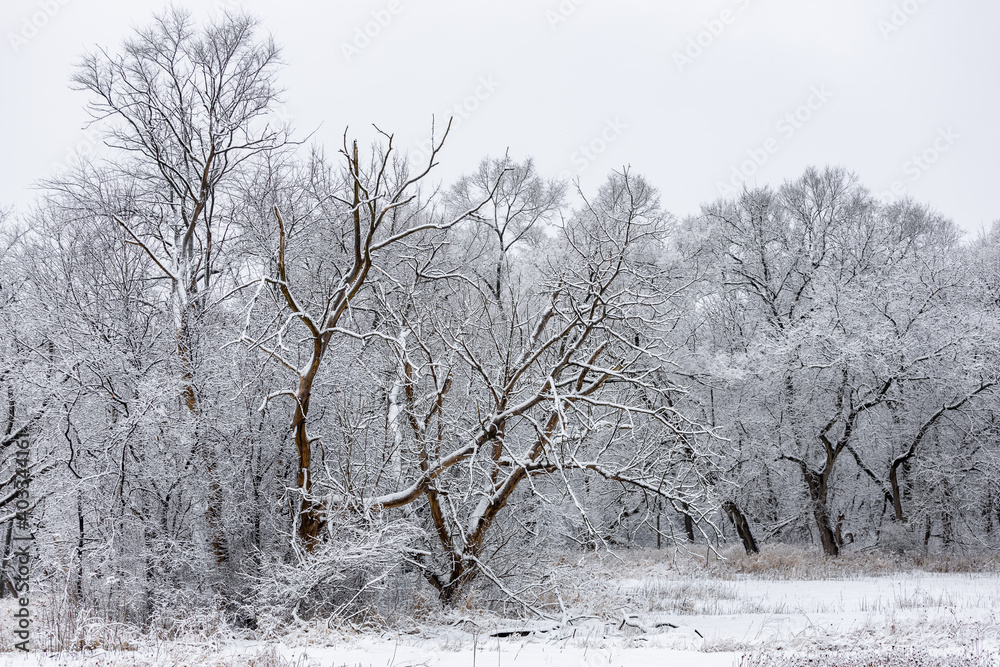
[1,0,997,235]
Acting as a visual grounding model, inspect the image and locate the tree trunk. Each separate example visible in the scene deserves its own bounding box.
[889,461,906,523]
[0,521,13,597]
[291,370,325,548]
[681,502,696,543]
[76,493,84,603]
[438,560,471,606]
[941,481,954,547]
[804,469,839,556]
[723,501,760,554]
[178,310,228,569]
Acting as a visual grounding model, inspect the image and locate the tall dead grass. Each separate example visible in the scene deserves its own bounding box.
[707,544,1000,580]
[602,543,1000,580]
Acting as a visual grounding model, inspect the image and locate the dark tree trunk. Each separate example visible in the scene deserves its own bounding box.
[0,521,14,597]
[889,461,906,523]
[835,513,853,548]
[681,502,696,543]
[941,481,954,547]
[76,493,84,603]
[804,469,839,557]
[723,501,760,554]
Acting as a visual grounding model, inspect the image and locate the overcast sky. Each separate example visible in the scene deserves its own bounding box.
[2,0,997,235]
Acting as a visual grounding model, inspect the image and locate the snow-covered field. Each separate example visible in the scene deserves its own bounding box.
[3,549,1000,666]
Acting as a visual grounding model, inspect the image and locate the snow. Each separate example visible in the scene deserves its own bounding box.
[0,641,737,667]
[3,569,998,665]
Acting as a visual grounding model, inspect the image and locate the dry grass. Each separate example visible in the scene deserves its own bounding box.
[663,544,1000,580]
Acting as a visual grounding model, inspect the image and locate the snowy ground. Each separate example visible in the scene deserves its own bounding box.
[3,550,1000,666]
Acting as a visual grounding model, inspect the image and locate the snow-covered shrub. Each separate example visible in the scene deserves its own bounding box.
[879,521,924,555]
[251,512,422,629]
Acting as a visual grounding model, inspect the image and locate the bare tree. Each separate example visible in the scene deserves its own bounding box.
[447,155,565,303]
[694,168,997,556]
[242,125,499,548]
[339,169,715,604]
[62,7,289,568]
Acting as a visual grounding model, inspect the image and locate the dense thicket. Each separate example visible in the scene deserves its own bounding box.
[1,9,997,629]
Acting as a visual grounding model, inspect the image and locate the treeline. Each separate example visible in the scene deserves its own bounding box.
[1,8,998,628]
